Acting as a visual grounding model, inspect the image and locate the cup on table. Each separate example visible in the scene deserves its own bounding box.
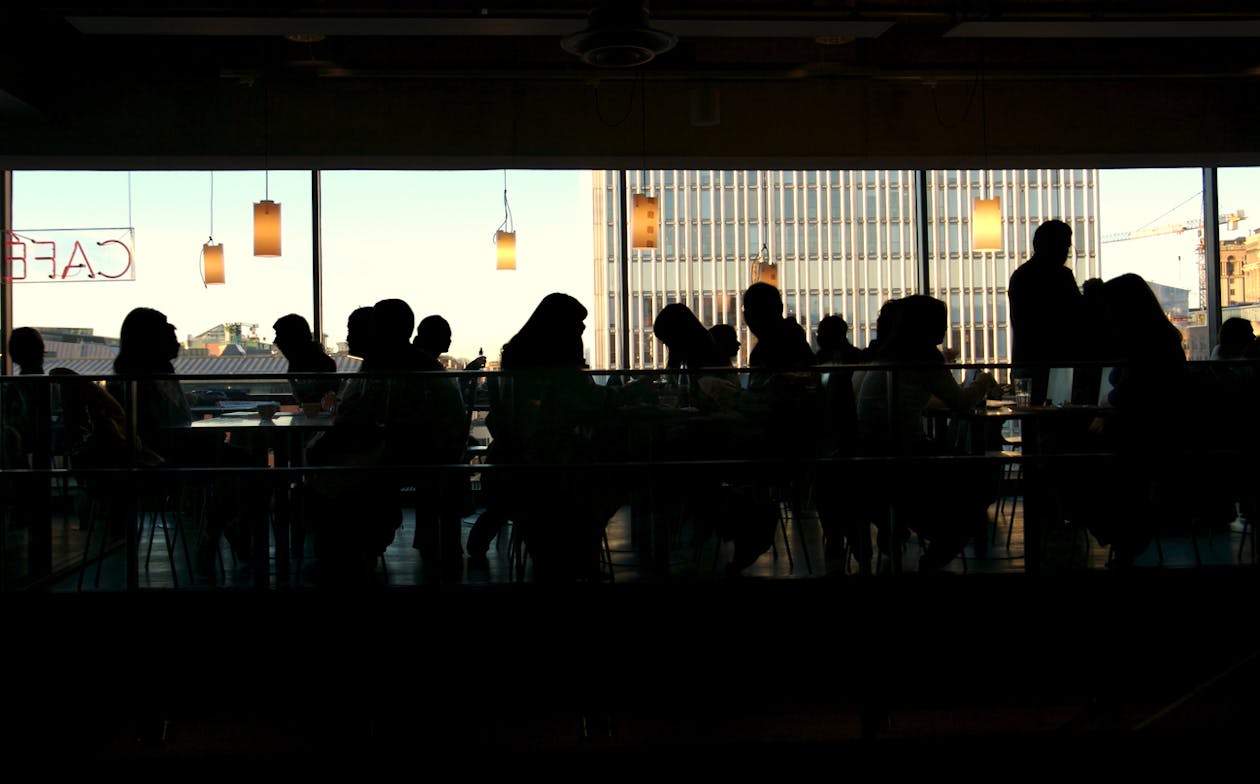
[1012,378,1032,407]
[258,402,280,420]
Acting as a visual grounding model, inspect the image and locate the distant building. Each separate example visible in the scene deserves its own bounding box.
[1148,281,1191,320]
[592,168,1100,369]
[1147,281,1193,358]
[1180,232,1260,360]
[186,322,272,357]
[1221,231,1260,307]
[33,327,119,360]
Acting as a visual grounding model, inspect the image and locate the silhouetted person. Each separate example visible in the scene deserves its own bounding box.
[814,315,864,366]
[476,293,618,581]
[8,326,45,374]
[742,282,815,372]
[714,284,820,574]
[811,315,865,569]
[413,314,452,367]
[854,295,997,571]
[417,311,484,409]
[304,306,399,583]
[4,327,48,462]
[708,324,740,366]
[110,307,265,577]
[1080,273,1214,566]
[405,313,473,575]
[3,327,52,573]
[1008,219,1094,404]
[652,303,725,370]
[1214,317,1256,360]
[273,313,337,406]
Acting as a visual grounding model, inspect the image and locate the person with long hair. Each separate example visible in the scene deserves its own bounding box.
[474,293,619,581]
[110,307,268,578]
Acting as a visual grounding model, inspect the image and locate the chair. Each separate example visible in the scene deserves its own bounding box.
[988,440,1024,550]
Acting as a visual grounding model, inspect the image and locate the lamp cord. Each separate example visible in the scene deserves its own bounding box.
[980,55,990,184]
[208,171,215,240]
[497,169,514,235]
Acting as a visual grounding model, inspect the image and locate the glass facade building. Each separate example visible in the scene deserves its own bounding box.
[592,169,1100,369]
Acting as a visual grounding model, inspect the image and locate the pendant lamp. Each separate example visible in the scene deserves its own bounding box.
[202,241,225,285]
[631,193,659,249]
[253,173,281,258]
[972,197,1002,252]
[971,61,1002,253]
[495,170,516,270]
[202,172,225,285]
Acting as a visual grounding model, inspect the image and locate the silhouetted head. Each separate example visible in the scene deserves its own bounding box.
[1101,273,1183,360]
[708,324,740,364]
[115,308,180,374]
[272,314,313,357]
[815,315,850,353]
[373,298,415,345]
[345,306,379,362]
[872,298,904,347]
[8,326,45,374]
[880,295,948,361]
[652,303,719,369]
[742,282,783,339]
[415,315,453,358]
[1217,317,1256,359]
[502,293,588,370]
[1032,220,1073,265]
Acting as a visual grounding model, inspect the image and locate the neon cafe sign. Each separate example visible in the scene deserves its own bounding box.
[4,228,136,282]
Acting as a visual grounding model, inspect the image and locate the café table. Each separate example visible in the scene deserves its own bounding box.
[189,411,335,586]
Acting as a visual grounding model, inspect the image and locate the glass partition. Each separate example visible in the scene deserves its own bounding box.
[3,168,1254,592]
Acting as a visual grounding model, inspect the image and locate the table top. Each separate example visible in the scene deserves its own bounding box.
[927,400,1107,420]
[190,411,335,430]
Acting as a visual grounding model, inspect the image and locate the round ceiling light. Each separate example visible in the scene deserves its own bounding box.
[561,4,677,68]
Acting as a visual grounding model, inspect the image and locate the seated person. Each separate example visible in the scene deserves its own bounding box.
[409,313,476,573]
[3,327,48,468]
[708,323,741,367]
[108,307,268,576]
[478,293,621,581]
[854,295,997,571]
[272,313,337,406]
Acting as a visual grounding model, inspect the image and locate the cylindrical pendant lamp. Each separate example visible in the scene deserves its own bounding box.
[203,242,225,285]
[972,197,1002,252]
[754,260,778,288]
[253,199,282,256]
[632,194,659,249]
[496,230,516,270]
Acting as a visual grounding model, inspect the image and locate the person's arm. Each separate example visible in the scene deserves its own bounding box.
[923,367,994,411]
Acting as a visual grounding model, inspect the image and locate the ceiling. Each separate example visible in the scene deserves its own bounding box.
[2,2,1258,170]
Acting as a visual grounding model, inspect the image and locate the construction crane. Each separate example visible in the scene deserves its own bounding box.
[1100,210,1245,244]
[1102,209,1247,309]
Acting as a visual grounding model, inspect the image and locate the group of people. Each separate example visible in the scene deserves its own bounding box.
[4,217,1256,581]
[1008,220,1258,566]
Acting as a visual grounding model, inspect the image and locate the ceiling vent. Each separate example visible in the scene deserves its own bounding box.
[561,4,677,68]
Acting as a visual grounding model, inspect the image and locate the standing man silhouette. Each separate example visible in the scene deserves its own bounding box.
[1008,219,1088,405]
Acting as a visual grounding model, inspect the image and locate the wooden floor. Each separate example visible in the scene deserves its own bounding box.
[9,489,1255,591]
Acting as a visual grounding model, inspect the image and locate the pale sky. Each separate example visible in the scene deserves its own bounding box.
[10,169,596,362]
[1097,167,1259,308]
[8,166,1258,362]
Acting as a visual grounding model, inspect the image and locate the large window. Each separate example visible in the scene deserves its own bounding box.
[10,171,313,367]
[9,170,595,369]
